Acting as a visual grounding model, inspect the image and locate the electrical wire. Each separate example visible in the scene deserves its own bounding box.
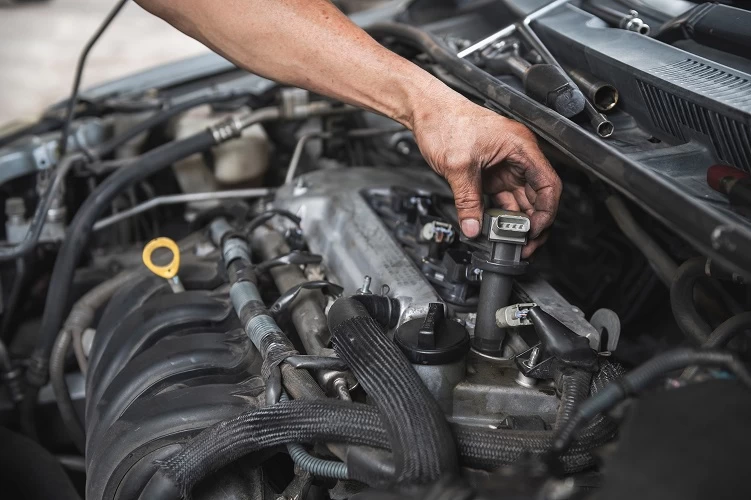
[0,257,26,342]
[58,0,130,158]
[247,209,302,235]
[552,348,751,457]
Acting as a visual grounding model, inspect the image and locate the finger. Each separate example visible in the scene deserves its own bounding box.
[508,148,561,238]
[522,230,550,259]
[528,185,559,239]
[512,186,534,214]
[494,191,520,212]
[445,165,484,238]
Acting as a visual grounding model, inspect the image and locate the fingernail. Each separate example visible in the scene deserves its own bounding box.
[461,219,480,238]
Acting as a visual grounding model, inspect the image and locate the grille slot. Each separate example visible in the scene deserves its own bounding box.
[638,59,751,173]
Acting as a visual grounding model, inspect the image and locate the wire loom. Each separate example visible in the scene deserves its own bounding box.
[143,363,623,499]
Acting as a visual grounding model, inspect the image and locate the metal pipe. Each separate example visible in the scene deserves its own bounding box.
[504,53,532,79]
[516,22,614,138]
[285,126,404,184]
[455,0,614,136]
[251,226,352,394]
[580,2,650,35]
[457,0,572,58]
[93,188,274,231]
[285,132,333,185]
[566,68,619,112]
[251,227,334,357]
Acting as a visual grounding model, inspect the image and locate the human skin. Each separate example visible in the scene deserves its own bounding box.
[135,0,562,256]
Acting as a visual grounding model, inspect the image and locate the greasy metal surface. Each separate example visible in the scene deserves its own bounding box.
[251,227,333,357]
[413,359,466,414]
[273,166,563,427]
[451,353,559,426]
[273,167,450,325]
[0,118,110,185]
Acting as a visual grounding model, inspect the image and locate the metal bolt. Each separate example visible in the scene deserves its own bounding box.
[395,140,411,155]
[5,198,26,225]
[516,345,541,388]
[524,346,541,368]
[359,275,372,294]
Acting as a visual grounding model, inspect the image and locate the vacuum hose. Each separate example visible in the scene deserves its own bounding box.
[670,257,713,344]
[703,311,751,349]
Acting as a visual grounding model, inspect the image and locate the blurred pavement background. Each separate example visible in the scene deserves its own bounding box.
[0,0,209,127]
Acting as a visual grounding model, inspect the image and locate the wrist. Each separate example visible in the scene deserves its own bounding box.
[378,56,459,131]
[402,76,466,132]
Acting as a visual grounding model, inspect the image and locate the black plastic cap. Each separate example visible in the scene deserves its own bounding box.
[395,303,470,365]
[524,64,586,118]
[528,306,597,369]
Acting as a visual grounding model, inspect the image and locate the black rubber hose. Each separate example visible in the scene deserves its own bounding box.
[670,257,713,345]
[555,369,593,431]
[147,399,389,500]
[681,312,751,380]
[0,257,26,342]
[90,92,246,159]
[702,311,751,349]
[49,329,86,453]
[143,369,623,500]
[655,2,751,61]
[328,298,458,484]
[553,348,751,456]
[26,130,217,398]
[0,426,81,500]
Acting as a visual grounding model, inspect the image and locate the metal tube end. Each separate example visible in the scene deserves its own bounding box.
[595,118,615,138]
[593,85,619,112]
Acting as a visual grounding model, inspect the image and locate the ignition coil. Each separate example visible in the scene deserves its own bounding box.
[465,209,530,356]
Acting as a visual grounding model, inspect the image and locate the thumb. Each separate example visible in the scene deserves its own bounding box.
[445,166,484,238]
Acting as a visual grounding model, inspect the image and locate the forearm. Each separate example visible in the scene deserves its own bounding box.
[135,0,455,128]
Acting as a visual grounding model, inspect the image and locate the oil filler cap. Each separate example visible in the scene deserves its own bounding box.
[395,303,469,365]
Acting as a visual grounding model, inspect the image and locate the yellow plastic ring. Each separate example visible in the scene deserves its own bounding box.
[142,237,180,279]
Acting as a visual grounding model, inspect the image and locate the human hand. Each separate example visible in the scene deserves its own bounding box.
[410,90,562,258]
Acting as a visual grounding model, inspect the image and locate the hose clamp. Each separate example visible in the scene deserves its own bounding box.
[223,238,251,266]
[208,115,244,144]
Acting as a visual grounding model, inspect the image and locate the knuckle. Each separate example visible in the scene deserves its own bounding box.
[454,196,481,211]
[509,122,535,140]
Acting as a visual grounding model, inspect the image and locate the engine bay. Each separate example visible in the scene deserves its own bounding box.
[1,1,751,499]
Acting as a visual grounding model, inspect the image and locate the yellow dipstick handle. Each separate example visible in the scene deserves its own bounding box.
[142,237,180,278]
[142,237,184,292]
